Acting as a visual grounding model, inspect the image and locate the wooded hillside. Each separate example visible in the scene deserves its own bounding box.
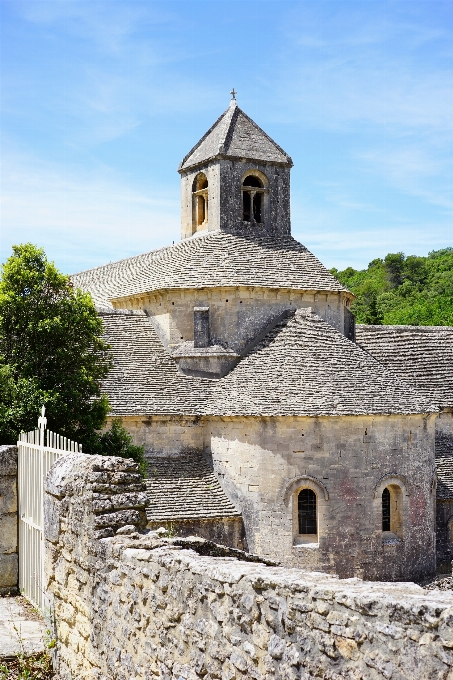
[330,248,453,326]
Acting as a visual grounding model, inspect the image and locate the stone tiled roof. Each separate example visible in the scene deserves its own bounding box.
[208,309,437,417]
[71,231,349,307]
[100,311,210,415]
[145,453,241,522]
[100,308,437,418]
[356,325,453,408]
[436,429,453,458]
[436,457,453,500]
[178,100,292,172]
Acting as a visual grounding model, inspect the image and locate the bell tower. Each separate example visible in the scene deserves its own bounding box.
[178,95,293,239]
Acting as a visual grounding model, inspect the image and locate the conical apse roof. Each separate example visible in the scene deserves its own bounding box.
[178,99,293,172]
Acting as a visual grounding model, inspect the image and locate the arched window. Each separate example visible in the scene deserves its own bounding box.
[298,488,317,535]
[242,174,266,223]
[192,173,208,232]
[381,484,403,537]
[382,488,391,531]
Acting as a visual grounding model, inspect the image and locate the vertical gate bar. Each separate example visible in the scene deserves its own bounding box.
[18,412,80,611]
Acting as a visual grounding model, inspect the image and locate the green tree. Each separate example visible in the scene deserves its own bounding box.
[384,252,405,288]
[0,244,112,445]
[97,419,147,477]
[331,248,453,326]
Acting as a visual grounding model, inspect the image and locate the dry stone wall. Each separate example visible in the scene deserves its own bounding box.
[45,453,453,680]
[0,445,18,595]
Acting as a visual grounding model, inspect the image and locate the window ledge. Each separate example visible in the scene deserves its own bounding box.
[293,537,319,549]
[382,531,402,545]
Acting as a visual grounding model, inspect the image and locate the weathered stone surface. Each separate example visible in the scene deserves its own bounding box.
[44,494,62,545]
[0,475,17,515]
[0,554,19,592]
[0,446,17,593]
[0,445,18,477]
[0,597,46,657]
[45,453,453,680]
[0,515,18,554]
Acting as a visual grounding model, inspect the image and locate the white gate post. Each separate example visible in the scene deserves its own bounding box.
[38,406,47,610]
[18,407,79,611]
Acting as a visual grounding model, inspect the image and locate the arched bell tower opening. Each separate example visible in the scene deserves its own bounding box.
[192,173,209,234]
[242,172,268,224]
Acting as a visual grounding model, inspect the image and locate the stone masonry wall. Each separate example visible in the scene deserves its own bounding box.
[45,453,453,680]
[115,287,347,348]
[0,445,18,595]
[118,412,437,583]
[210,413,437,583]
[180,160,291,239]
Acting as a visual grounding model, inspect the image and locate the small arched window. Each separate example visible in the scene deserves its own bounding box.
[381,484,403,537]
[192,173,208,232]
[242,174,266,223]
[382,488,391,531]
[298,488,317,535]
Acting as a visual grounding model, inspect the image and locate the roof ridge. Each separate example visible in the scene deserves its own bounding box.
[73,230,351,307]
[358,324,453,332]
[225,105,293,165]
[177,103,235,172]
[179,102,292,172]
[214,306,439,415]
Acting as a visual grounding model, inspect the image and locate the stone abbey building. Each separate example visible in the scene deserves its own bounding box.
[73,98,453,582]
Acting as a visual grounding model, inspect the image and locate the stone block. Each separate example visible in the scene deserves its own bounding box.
[0,445,17,477]
[0,553,18,589]
[44,494,62,544]
[0,475,17,515]
[0,513,18,553]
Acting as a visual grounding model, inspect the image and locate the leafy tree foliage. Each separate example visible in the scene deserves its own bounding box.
[96,419,146,477]
[331,248,453,326]
[0,244,112,445]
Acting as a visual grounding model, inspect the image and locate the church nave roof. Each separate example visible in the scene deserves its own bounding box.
[71,231,349,307]
[100,307,436,418]
[356,324,453,410]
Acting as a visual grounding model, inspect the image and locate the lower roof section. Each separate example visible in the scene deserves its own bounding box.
[145,452,241,522]
[356,324,453,409]
[436,457,453,500]
[100,307,437,417]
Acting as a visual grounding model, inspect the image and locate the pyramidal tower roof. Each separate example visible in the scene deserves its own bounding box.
[178,99,293,172]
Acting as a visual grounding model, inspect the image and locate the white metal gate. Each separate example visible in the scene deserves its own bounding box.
[17,407,82,611]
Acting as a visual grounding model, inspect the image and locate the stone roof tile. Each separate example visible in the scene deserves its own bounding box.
[72,231,349,307]
[100,308,437,418]
[356,324,453,408]
[178,100,292,172]
[436,457,453,500]
[208,309,437,417]
[145,453,240,522]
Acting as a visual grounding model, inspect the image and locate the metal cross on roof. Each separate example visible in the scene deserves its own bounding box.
[230,88,237,100]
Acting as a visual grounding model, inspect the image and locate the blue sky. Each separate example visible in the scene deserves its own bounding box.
[1,0,452,274]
